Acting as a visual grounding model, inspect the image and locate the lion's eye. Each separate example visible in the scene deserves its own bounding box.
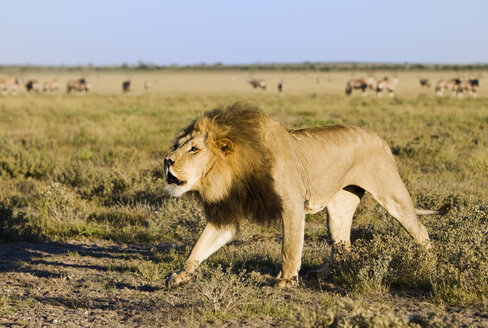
[172,144,178,151]
[189,146,200,153]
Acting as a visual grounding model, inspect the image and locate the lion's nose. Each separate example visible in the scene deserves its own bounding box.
[164,157,175,167]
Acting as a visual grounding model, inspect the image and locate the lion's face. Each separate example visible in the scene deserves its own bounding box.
[163,130,233,198]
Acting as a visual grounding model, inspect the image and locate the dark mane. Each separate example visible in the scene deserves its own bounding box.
[189,103,283,226]
[203,169,283,227]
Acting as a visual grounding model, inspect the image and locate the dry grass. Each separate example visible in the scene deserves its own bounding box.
[0,70,487,327]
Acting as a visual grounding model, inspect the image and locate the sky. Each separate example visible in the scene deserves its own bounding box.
[1,0,487,66]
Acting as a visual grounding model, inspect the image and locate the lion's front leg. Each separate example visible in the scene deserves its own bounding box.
[275,208,305,289]
[166,221,237,288]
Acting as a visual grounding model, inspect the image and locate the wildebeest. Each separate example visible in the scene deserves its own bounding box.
[247,78,267,90]
[43,80,59,93]
[435,78,462,97]
[345,76,377,96]
[67,78,90,94]
[0,77,20,95]
[25,79,40,93]
[122,80,131,93]
[419,79,431,88]
[376,76,399,97]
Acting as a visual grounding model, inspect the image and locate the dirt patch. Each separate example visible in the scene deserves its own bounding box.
[1,241,487,327]
[0,241,177,327]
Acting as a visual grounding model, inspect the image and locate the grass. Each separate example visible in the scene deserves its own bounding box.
[0,70,487,327]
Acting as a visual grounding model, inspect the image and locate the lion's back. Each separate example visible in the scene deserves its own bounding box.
[290,125,385,151]
[287,124,395,178]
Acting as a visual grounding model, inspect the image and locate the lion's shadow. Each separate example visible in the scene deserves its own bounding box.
[0,241,184,293]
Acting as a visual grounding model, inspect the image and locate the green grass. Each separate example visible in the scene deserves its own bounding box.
[0,71,487,326]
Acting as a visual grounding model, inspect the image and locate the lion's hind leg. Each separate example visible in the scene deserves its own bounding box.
[365,168,430,247]
[306,186,364,279]
[327,186,365,251]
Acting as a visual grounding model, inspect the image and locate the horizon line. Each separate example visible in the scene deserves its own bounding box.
[1,61,487,69]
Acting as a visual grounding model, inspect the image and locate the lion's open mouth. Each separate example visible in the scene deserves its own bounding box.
[167,171,186,186]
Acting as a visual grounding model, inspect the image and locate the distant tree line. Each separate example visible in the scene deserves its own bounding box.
[1,61,487,73]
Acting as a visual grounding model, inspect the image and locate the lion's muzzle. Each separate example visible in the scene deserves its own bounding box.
[166,170,185,186]
[164,157,174,167]
[164,157,186,186]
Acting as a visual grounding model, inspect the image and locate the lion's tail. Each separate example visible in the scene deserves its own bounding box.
[415,203,451,216]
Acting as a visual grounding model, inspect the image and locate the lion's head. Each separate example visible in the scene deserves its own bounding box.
[164,103,283,225]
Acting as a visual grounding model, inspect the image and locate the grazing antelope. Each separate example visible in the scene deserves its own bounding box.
[456,78,480,97]
[67,78,90,94]
[122,80,131,93]
[144,79,159,90]
[25,79,40,93]
[0,77,20,95]
[464,73,481,96]
[277,81,283,94]
[43,80,59,93]
[419,79,431,88]
[376,76,399,97]
[435,78,461,97]
[345,76,377,96]
[247,78,267,90]
[468,78,480,95]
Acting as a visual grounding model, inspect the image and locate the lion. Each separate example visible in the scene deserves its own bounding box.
[164,103,448,289]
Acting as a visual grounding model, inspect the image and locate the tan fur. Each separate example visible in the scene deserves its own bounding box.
[376,76,399,97]
[66,78,90,94]
[164,103,446,289]
[345,76,377,95]
[456,78,479,97]
[0,77,20,95]
[247,78,267,89]
[43,80,59,93]
[435,78,461,96]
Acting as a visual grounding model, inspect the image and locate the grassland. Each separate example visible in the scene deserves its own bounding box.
[0,70,487,327]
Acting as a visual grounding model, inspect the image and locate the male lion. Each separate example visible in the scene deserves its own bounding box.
[164,103,447,288]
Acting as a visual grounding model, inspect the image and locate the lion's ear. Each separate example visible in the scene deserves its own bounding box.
[216,138,233,155]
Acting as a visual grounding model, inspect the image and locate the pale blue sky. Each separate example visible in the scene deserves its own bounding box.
[1,0,487,66]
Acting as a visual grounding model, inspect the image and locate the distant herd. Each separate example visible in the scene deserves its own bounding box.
[0,77,158,95]
[0,74,481,97]
[344,75,480,97]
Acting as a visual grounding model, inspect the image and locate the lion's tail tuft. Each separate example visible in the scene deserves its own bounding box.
[415,203,451,216]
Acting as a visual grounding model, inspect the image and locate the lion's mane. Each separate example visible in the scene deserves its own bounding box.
[181,103,283,226]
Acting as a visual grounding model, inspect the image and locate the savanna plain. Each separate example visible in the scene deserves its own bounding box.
[0,70,487,327]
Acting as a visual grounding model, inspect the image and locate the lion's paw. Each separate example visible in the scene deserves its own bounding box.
[166,271,191,288]
[274,278,298,289]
